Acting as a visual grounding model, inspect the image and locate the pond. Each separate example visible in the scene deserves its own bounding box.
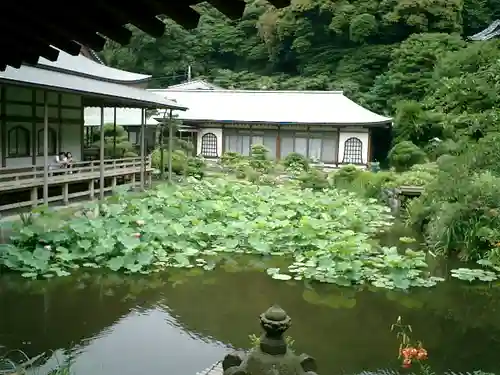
[1,254,500,375]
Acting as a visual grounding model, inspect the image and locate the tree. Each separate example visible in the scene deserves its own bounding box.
[388,141,427,172]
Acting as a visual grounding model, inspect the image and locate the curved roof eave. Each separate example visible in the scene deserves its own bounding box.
[37,48,151,84]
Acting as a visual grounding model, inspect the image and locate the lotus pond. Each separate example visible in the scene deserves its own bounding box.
[1,178,500,375]
[1,256,500,375]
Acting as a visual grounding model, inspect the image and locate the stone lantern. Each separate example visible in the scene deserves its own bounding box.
[222,305,319,375]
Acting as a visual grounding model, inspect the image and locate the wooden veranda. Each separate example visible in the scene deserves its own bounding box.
[0,157,152,212]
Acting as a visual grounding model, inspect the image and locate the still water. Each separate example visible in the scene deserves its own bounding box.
[1,254,500,375]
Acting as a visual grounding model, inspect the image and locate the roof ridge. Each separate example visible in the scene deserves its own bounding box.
[151,89,344,94]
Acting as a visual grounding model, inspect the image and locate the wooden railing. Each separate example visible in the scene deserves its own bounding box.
[0,157,153,212]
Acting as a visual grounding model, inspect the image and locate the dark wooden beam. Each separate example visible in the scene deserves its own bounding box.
[99,1,166,37]
[267,0,290,8]
[150,1,201,29]
[206,0,246,19]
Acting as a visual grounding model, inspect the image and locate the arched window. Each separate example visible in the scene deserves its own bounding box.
[37,128,57,156]
[201,132,218,157]
[342,137,363,164]
[7,126,30,157]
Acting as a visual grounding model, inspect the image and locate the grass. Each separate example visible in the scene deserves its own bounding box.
[0,350,71,375]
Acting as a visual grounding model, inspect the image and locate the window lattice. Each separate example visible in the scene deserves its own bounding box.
[201,132,218,157]
[342,137,363,164]
[8,126,30,157]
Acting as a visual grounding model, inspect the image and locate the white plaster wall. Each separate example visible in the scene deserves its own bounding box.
[60,122,83,161]
[196,127,223,157]
[337,129,369,164]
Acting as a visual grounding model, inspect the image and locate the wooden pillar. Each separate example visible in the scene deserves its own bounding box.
[31,187,38,208]
[306,126,310,158]
[249,124,253,155]
[80,100,84,162]
[140,108,146,190]
[147,156,152,187]
[62,183,69,205]
[111,159,117,190]
[336,128,341,166]
[113,107,117,157]
[1,86,7,167]
[367,127,372,165]
[88,180,95,199]
[276,126,281,160]
[99,106,105,201]
[168,109,173,183]
[160,111,166,180]
[43,91,49,205]
[57,94,62,153]
[31,90,36,167]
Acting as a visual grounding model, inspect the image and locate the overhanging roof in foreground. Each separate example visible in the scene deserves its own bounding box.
[0,64,187,110]
[149,89,392,126]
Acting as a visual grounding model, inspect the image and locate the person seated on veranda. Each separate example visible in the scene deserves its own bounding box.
[65,152,74,173]
[50,152,67,174]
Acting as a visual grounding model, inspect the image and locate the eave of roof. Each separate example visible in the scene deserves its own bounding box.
[149,89,392,126]
[37,49,151,84]
[0,64,187,110]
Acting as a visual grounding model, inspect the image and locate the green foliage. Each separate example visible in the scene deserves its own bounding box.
[0,178,441,290]
[332,165,363,186]
[150,148,205,178]
[0,350,71,375]
[249,144,274,173]
[282,152,309,172]
[406,135,500,261]
[296,168,329,190]
[91,124,137,158]
[388,142,427,172]
[221,151,245,171]
[349,13,378,43]
[365,33,466,113]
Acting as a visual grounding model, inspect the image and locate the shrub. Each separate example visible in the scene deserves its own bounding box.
[332,164,363,186]
[388,141,427,172]
[186,156,206,178]
[353,170,397,198]
[383,170,435,189]
[423,171,500,260]
[297,168,329,190]
[283,152,309,171]
[249,145,274,173]
[221,152,244,170]
[151,149,188,175]
[91,124,137,158]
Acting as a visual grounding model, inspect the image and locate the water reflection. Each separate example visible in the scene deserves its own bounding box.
[1,256,500,375]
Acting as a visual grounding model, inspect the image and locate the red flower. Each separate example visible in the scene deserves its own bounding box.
[416,349,428,361]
